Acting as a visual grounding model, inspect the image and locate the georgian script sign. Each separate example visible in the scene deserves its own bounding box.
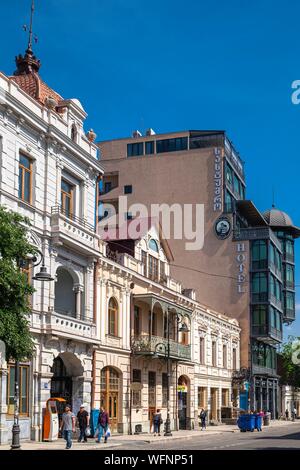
[213,148,223,211]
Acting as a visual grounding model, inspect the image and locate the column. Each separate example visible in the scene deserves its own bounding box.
[84,262,94,322]
[48,248,58,313]
[0,365,9,444]
[74,284,84,320]
[55,158,63,206]
[207,387,211,422]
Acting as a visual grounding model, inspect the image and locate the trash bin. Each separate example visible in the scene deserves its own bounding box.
[263,412,271,426]
[237,414,256,432]
[90,408,100,437]
[255,414,263,431]
[246,414,256,432]
[237,414,247,432]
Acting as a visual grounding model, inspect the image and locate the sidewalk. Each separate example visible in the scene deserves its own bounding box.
[0,419,298,450]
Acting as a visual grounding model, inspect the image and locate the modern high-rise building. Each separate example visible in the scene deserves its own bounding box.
[98,129,299,417]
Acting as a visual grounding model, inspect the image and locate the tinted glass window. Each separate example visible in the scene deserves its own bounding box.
[145,141,154,154]
[127,142,144,157]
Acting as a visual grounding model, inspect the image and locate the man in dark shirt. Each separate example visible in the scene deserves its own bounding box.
[76,404,90,443]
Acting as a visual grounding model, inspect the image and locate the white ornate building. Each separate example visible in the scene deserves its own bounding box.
[0,40,241,444]
[0,43,104,444]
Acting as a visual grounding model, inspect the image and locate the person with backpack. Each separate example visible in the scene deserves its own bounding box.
[96,406,110,443]
[199,408,207,431]
[153,409,163,436]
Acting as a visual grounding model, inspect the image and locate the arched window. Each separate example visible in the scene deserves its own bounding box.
[108,298,118,336]
[149,239,159,253]
[54,267,76,317]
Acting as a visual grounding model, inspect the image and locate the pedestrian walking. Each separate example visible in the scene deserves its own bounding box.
[292,407,297,421]
[285,409,289,421]
[76,404,89,443]
[199,408,207,431]
[257,409,264,431]
[96,406,110,443]
[153,409,163,436]
[60,405,76,450]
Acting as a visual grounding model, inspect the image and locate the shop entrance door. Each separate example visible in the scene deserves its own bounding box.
[101,367,120,433]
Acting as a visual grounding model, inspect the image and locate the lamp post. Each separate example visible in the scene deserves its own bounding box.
[11,249,54,450]
[153,308,189,437]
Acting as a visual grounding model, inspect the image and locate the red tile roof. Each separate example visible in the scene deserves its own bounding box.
[10,72,63,106]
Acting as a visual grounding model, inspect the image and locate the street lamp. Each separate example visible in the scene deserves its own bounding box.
[153,308,190,437]
[11,249,54,450]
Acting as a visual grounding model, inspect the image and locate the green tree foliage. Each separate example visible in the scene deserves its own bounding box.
[279,337,300,387]
[0,206,36,360]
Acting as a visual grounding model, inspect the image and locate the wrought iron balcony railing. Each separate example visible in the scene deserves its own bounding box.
[131,334,191,361]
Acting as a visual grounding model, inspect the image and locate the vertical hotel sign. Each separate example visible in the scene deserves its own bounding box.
[236,242,247,293]
[213,148,223,212]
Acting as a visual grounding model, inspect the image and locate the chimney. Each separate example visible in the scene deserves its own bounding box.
[132,130,142,138]
[146,128,156,136]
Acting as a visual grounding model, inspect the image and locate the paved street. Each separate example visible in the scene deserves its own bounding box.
[1,421,299,451]
[116,423,300,450]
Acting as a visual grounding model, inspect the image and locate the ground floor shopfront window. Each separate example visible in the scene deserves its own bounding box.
[7,363,29,416]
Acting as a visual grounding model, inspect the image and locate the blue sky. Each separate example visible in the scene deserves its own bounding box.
[2,0,300,337]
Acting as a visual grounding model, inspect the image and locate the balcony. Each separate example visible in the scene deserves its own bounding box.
[131,334,191,361]
[31,310,98,344]
[283,308,296,323]
[51,205,100,255]
[270,294,283,311]
[252,325,282,344]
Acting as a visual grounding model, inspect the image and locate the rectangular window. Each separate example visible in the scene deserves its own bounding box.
[124,185,132,194]
[252,305,267,334]
[198,387,206,409]
[232,348,237,370]
[148,371,156,407]
[221,389,229,407]
[199,336,205,364]
[104,181,112,193]
[132,369,142,407]
[134,306,140,336]
[148,255,158,281]
[160,261,166,282]
[19,154,32,203]
[61,179,74,218]
[162,373,168,408]
[285,265,294,288]
[127,142,143,157]
[126,212,133,220]
[212,340,217,367]
[141,250,147,277]
[222,344,227,368]
[156,137,188,154]
[7,364,29,416]
[251,240,267,270]
[145,141,154,155]
[252,272,268,302]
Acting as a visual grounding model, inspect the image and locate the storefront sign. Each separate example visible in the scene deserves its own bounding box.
[177,385,187,393]
[236,242,247,293]
[213,148,223,212]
